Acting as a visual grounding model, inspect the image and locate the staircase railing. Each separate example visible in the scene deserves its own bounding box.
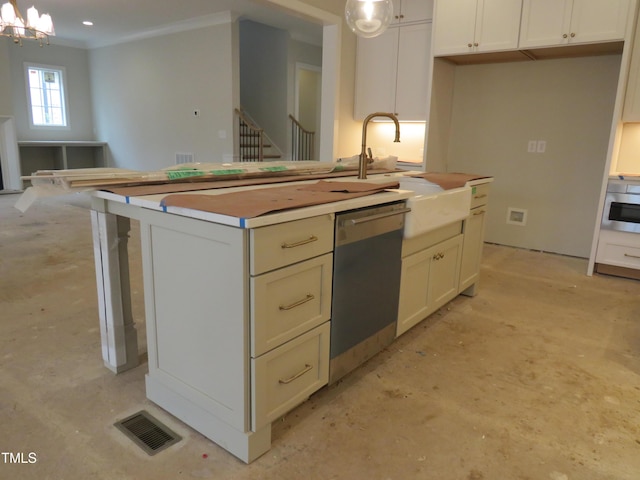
[235,108,264,162]
[289,114,315,161]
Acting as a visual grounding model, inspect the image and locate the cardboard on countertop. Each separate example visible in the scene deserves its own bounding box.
[160,180,401,218]
[102,169,398,197]
[409,172,492,190]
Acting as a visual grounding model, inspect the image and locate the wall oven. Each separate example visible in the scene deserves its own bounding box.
[601,181,640,233]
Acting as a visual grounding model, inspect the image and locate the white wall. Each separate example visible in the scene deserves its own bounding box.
[0,40,13,116]
[89,23,237,170]
[446,55,621,258]
[6,41,94,141]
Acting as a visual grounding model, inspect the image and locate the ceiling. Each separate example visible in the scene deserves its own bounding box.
[16,0,325,49]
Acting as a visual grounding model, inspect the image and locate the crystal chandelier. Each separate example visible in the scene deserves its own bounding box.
[0,0,54,46]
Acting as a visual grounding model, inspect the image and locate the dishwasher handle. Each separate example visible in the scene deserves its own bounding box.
[348,207,411,225]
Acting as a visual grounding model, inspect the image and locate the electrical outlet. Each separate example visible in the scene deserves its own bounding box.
[527,140,537,153]
[536,140,546,153]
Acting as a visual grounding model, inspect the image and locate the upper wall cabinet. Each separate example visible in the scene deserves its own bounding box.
[354,22,432,121]
[392,0,434,24]
[519,0,631,49]
[432,0,523,56]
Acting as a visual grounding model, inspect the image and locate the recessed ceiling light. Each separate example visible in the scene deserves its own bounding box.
[82,20,93,26]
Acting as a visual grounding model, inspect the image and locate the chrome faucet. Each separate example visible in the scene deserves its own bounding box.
[358,112,401,179]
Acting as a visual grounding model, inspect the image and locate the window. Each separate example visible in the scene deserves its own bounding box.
[25,64,68,128]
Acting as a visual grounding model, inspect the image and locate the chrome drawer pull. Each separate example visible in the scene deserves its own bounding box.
[279,293,315,311]
[279,364,313,384]
[281,235,318,249]
[624,253,640,259]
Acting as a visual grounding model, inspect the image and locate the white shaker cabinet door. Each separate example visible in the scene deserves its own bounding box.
[474,0,522,53]
[395,22,432,121]
[568,0,630,45]
[394,0,435,24]
[354,28,399,120]
[519,0,572,48]
[432,0,479,56]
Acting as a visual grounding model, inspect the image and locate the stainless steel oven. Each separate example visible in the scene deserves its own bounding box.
[602,181,640,233]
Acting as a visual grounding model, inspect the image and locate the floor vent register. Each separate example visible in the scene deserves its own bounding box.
[114,410,182,456]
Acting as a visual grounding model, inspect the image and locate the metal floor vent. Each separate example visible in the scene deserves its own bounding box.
[114,411,181,456]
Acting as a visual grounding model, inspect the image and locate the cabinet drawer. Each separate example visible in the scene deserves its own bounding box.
[251,253,332,357]
[597,240,640,269]
[250,214,334,275]
[251,322,330,431]
[470,183,491,209]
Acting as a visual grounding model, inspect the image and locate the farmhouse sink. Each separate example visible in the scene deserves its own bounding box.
[397,177,471,238]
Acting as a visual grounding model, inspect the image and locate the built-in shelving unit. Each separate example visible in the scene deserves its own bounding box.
[18,141,108,181]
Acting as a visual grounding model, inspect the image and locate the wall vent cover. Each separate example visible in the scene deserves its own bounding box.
[506,207,528,226]
[175,152,194,164]
[114,410,181,456]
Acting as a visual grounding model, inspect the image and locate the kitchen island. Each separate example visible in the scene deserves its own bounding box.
[88,171,491,462]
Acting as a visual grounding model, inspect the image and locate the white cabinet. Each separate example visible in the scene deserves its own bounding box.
[392,0,434,24]
[397,224,463,336]
[432,0,522,56]
[140,209,334,463]
[519,0,630,49]
[623,11,640,121]
[354,22,432,121]
[596,229,640,272]
[459,183,491,294]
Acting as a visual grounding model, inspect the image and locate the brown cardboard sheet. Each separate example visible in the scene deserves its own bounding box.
[408,172,492,190]
[160,180,400,218]
[102,169,398,197]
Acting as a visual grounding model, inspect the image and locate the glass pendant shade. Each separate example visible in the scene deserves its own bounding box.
[345,0,394,38]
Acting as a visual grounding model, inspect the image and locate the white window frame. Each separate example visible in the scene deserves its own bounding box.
[24,63,70,130]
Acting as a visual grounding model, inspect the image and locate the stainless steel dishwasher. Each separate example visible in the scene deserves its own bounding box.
[329,201,409,384]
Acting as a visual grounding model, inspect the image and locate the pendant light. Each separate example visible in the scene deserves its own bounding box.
[345,0,394,38]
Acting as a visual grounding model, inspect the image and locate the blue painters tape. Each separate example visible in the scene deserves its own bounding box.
[240,218,246,228]
[126,196,130,204]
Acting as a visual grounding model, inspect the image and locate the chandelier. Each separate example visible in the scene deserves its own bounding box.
[0,0,54,46]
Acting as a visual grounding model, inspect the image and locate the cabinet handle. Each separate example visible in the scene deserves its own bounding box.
[562,33,568,38]
[472,210,486,216]
[474,193,487,199]
[433,252,445,260]
[474,42,479,47]
[624,253,640,259]
[399,14,404,19]
[349,207,411,225]
[570,32,575,38]
[281,235,318,249]
[468,43,473,47]
[279,293,315,311]
[279,364,313,384]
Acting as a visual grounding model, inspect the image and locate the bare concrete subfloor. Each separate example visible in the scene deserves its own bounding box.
[1,192,640,480]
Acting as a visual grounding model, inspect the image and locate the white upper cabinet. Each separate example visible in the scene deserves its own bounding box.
[392,0,435,24]
[432,0,523,56]
[354,21,432,121]
[519,0,631,49]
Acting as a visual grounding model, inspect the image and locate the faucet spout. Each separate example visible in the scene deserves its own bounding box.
[358,112,400,179]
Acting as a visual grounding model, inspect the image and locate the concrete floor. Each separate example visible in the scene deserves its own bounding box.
[2,191,640,480]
